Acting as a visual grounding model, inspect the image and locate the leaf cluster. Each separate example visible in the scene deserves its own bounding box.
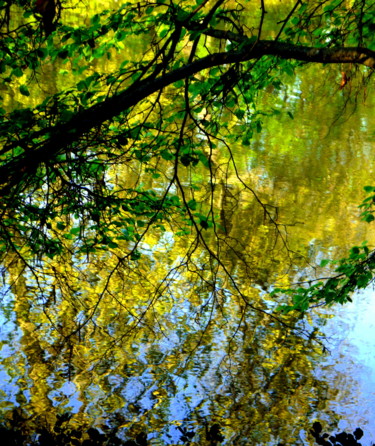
[274,186,375,313]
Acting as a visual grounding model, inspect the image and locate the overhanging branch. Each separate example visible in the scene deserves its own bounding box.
[0,39,373,196]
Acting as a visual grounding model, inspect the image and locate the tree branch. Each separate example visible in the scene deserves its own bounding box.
[0,39,373,196]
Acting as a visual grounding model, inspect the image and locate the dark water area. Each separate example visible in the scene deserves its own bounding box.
[0,417,372,445]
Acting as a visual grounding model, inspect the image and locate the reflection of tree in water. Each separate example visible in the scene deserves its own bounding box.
[0,409,225,445]
[0,193,368,445]
[0,234,358,445]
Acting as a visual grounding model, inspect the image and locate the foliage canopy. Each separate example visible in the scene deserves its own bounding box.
[0,0,374,318]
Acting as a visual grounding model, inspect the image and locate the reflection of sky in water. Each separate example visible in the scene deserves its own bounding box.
[314,287,375,444]
[1,279,375,443]
[48,381,82,412]
[0,291,23,406]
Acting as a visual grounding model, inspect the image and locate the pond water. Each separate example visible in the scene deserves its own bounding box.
[314,288,375,444]
[1,3,375,446]
[1,70,375,444]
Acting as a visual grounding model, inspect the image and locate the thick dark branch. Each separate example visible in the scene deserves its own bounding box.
[0,39,373,196]
[258,41,375,67]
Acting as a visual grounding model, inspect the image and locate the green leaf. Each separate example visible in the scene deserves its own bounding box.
[70,227,81,235]
[130,250,141,260]
[364,214,375,223]
[158,26,169,39]
[19,85,30,97]
[173,79,184,88]
[200,219,209,229]
[13,67,23,77]
[197,152,210,168]
[116,30,126,41]
[187,199,197,211]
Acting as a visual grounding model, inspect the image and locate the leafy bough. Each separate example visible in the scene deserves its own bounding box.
[273,186,375,313]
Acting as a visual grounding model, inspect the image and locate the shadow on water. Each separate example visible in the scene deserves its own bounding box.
[0,410,223,445]
[0,411,373,446]
[310,422,374,446]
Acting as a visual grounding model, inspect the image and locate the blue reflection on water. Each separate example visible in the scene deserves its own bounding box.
[314,287,375,445]
[1,281,375,444]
